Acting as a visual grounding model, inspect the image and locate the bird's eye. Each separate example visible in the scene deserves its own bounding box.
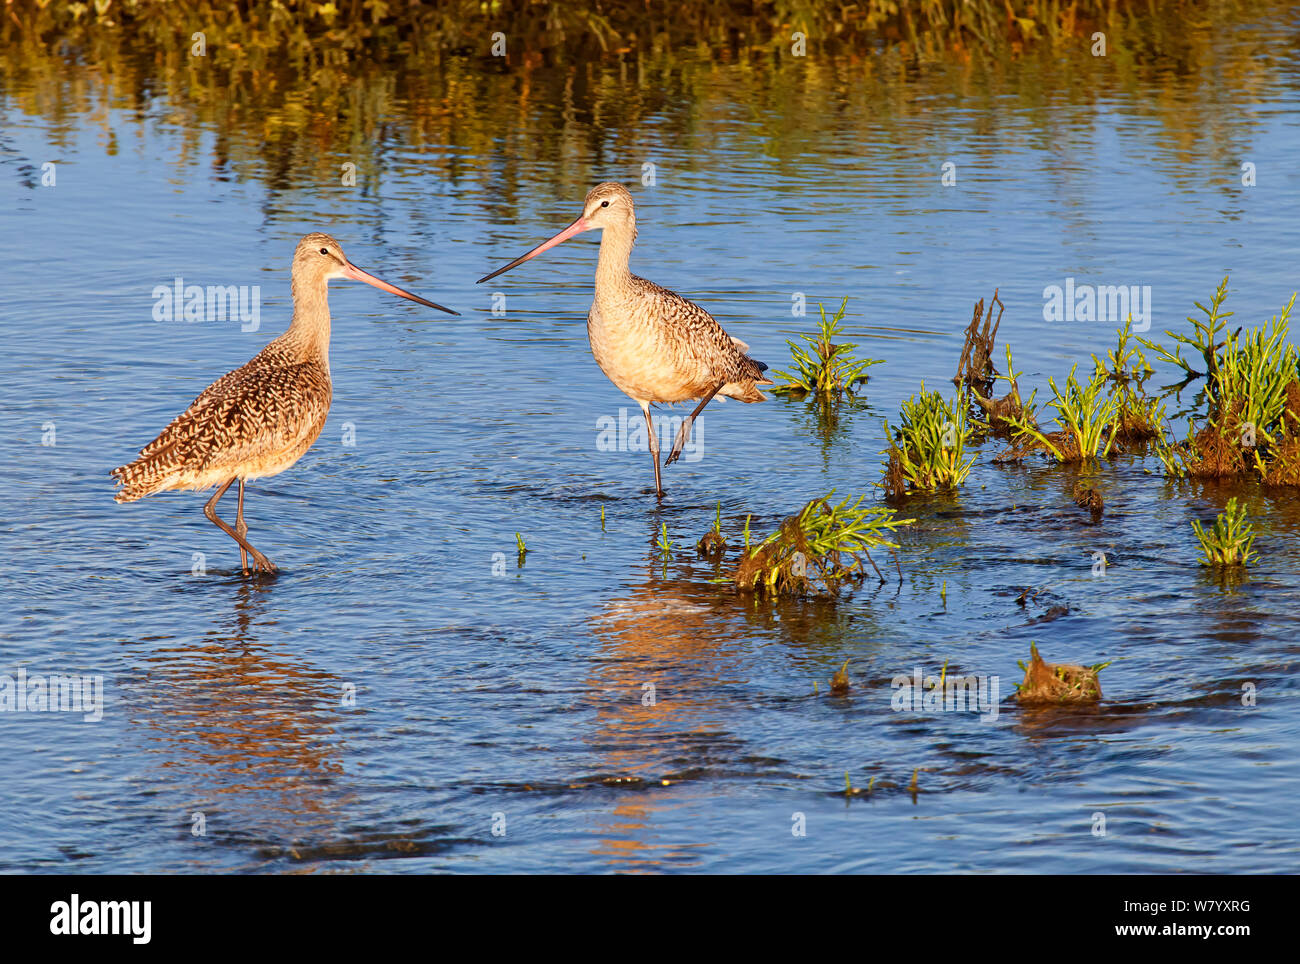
[319,247,329,255]
[600,200,609,207]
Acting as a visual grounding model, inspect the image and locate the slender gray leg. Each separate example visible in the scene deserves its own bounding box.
[641,403,664,498]
[203,477,276,573]
[666,384,722,466]
[235,480,249,572]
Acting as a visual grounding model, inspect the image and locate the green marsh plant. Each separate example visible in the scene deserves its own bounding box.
[771,297,883,400]
[697,500,727,558]
[1211,299,1297,435]
[1094,317,1154,387]
[1002,365,1120,462]
[881,385,975,497]
[971,345,1038,438]
[1153,284,1300,480]
[732,492,913,596]
[1140,276,1234,380]
[1191,497,1257,567]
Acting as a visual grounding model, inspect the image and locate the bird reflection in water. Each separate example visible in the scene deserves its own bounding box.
[134,578,352,867]
[582,531,757,871]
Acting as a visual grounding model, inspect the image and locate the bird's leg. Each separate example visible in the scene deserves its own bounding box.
[203,478,247,573]
[235,479,249,572]
[641,404,664,498]
[665,384,722,467]
[236,483,276,574]
[203,477,277,574]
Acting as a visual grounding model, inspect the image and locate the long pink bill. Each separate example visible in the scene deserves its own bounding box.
[342,262,460,315]
[477,216,589,284]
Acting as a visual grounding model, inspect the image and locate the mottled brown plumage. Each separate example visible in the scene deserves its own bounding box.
[111,343,332,503]
[479,181,771,496]
[113,232,456,572]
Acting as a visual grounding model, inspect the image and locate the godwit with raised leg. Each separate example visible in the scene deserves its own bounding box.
[112,232,458,573]
[478,182,770,498]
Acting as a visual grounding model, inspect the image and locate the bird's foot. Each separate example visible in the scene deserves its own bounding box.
[665,421,693,466]
[249,551,278,575]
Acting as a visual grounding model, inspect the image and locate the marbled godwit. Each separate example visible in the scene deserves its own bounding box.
[111,233,457,573]
[478,182,771,497]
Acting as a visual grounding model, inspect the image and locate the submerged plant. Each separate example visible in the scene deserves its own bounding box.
[880,384,976,497]
[697,500,727,558]
[1001,365,1120,462]
[771,297,883,399]
[732,492,913,596]
[1191,497,1257,567]
[657,522,674,561]
[1072,483,1104,516]
[829,661,851,694]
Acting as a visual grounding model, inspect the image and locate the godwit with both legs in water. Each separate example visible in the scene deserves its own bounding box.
[478,182,771,497]
[112,232,458,573]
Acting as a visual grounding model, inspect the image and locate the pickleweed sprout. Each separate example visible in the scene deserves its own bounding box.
[771,297,883,400]
[1191,497,1257,567]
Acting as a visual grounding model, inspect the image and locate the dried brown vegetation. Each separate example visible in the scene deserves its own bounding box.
[1072,484,1104,516]
[1015,643,1105,705]
[971,385,1026,437]
[696,529,727,559]
[953,290,1004,390]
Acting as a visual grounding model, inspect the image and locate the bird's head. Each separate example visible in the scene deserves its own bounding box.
[292,233,458,314]
[477,181,636,284]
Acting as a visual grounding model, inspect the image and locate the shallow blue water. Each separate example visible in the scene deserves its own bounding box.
[2,33,1299,872]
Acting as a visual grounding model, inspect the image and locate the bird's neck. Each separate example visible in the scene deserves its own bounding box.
[594,222,636,293]
[287,277,332,363]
